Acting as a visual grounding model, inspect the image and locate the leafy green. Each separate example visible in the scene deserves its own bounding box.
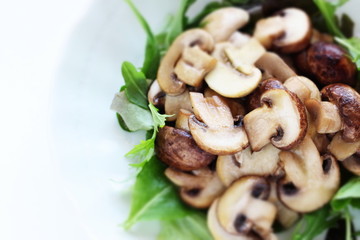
[110,91,153,132]
[313,0,348,38]
[331,178,360,211]
[124,0,160,79]
[292,205,341,240]
[336,37,360,70]
[164,0,197,48]
[157,212,212,240]
[123,156,191,229]
[116,113,131,132]
[126,104,171,167]
[121,62,148,109]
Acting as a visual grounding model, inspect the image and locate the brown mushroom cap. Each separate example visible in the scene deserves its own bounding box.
[254,8,312,53]
[244,85,307,151]
[217,144,281,187]
[157,29,214,95]
[321,84,360,142]
[216,176,277,239]
[189,93,248,155]
[201,7,249,42]
[165,167,225,209]
[155,126,216,171]
[307,42,356,86]
[278,136,340,212]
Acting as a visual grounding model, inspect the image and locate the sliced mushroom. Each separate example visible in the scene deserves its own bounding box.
[268,181,299,229]
[311,29,333,43]
[278,136,340,212]
[217,144,281,187]
[216,176,277,239]
[229,32,251,47]
[342,151,360,176]
[157,29,214,95]
[164,89,193,121]
[254,8,312,53]
[328,132,360,161]
[283,76,321,103]
[202,7,249,42]
[147,80,165,109]
[224,38,266,75]
[189,93,248,155]
[305,98,342,134]
[244,84,307,151]
[174,45,217,87]
[321,84,360,142]
[307,42,356,86]
[155,126,216,171]
[165,167,225,209]
[175,109,192,131]
[255,52,297,82]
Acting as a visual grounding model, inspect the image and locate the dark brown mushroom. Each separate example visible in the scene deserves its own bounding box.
[307,42,356,86]
[155,126,216,171]
[321,84,360,142]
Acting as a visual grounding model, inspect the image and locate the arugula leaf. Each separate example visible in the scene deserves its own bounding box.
[331,178,360,211]
[125,103,171,167]
[335,37,360,70]
[121,62,148,109]
[292,205,341,240]
[116,113,131,132]
[110,92,153,132]
[124,0,160,79]
[164,0,197,48]
[157,212,212,240]
[313,0,348,38]
[123,156,191,229]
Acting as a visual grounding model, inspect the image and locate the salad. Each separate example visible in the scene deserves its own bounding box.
[111,0,360,239]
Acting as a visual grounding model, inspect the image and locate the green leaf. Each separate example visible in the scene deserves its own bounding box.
[116,113,131,132]
[123,157,191,229]
[313,0,348,38]
[110,91,153,132]
[157,212,213,240]
[121,61,148,109]
[331,178,360,211]
[292,205,341,240]
[164,0,197,47]
[149,103,169,131]
[123,0,160,79]
[126,138,155,167]
[335,37,360,70]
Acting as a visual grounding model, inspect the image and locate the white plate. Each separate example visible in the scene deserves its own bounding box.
[51,0,360,240]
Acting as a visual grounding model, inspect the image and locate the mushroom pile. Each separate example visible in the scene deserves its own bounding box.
[150,6,360,240]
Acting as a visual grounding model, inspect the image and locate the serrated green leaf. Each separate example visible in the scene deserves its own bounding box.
[121,61,148,109]
[123,157,191,229]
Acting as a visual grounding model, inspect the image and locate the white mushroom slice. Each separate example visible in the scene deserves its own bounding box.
[205,62,262,98]
[255,52,297,82]
[174,45,217,87]
[225,38,266,75]
[254,8,312,53]
[175,109,192,131]
[284,76,321,103]
[278,136,340,212]
[157,29,214,95]
[189,92,248,155]
[201,7,249,42]
[268,182,299,229]
[228,32,251,47]
[328,132,360,160]
[244,87,307,151]
[305,98,342,134]
[217,144,281,187]
[165,167,225,209]
[165,89,192,121]
[147,80,165,107]
[204,88,245,121]
[217,176,277,238]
